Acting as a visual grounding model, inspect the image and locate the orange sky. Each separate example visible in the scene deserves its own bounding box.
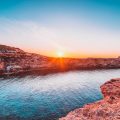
[24,47,119,58]
[0,1,120,58]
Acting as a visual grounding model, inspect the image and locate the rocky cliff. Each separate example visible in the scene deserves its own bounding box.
[1,44,120,77]
[60,78,120,120]
[0,44,24,53]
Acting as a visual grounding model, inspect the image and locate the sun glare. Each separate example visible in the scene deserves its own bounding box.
[57,51,64,58]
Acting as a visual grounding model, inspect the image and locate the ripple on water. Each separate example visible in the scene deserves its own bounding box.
[0,69,120,120]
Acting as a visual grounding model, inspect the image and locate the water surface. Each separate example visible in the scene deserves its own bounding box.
[0,69,120,120]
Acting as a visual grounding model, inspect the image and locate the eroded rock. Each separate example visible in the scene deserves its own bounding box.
[60,78,120,120]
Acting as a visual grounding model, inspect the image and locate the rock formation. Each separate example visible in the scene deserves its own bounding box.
[0,44,120,77]
[60,78,120,120]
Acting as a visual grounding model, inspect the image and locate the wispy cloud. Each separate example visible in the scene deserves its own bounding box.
[0,18,60,52]
[0,18,120,57]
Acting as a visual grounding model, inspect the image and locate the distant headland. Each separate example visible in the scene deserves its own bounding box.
[0,44,120,77]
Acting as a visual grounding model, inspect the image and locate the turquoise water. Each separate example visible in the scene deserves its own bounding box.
[0,69,120,120]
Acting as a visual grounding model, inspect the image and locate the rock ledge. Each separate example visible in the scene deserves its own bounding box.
[60,78,120,120]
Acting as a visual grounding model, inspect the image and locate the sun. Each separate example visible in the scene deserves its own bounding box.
[57,51,64,58]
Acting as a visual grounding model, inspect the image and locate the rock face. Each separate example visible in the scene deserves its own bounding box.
[1,44,120,77]
[0,45,52,76]
[60,78,120,120]
[0,44,24,53]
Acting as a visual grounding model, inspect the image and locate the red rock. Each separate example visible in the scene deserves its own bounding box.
[60,78,120,120]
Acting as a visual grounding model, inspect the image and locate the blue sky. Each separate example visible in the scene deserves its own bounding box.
[0,0,120,57]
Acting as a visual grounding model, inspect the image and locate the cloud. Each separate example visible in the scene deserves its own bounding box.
[0,18,59,52]
[0,18,120,57]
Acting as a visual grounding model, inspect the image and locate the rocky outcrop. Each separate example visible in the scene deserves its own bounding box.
[60,78,120,120]
[1,44,120,77]
[0,44,24,54]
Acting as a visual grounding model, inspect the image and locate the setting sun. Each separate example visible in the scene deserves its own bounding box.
[57,51,64,58]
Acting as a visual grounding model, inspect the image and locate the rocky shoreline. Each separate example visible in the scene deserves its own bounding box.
[60,78,120,120]
[1,44,120,78]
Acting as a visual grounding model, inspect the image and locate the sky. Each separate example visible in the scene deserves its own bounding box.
[0,0,120,58]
